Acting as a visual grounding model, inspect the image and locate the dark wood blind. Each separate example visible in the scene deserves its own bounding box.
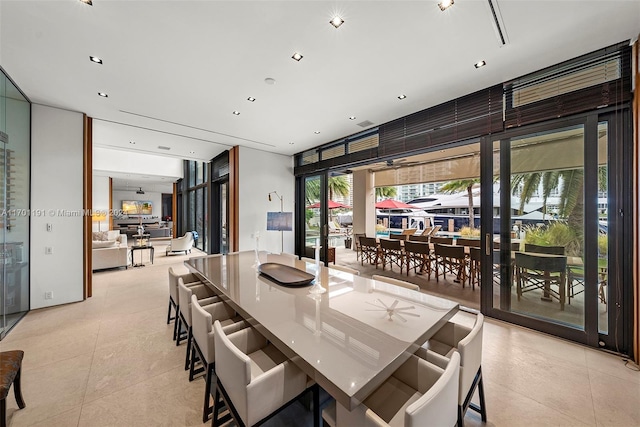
[504,42,632,128]
[378,85,504,156]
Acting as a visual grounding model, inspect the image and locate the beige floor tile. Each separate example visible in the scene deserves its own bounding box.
[463,380,590,427]
[585,348,640,385]
[78,366,204,427]
[483,344,596,425]
[83,330,185,403]
[589,369,640,427]
[6,353,92,426]
[95,306,174,348]
[24,406,82,427]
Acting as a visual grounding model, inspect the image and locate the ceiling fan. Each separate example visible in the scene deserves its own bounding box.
[136,187,145,194]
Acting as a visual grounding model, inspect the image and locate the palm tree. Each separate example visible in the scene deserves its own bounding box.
[328,176,350,201]
[440,179,479,229]
[375,186,397,200]
[511,168,585,253]
[304,176,350,204]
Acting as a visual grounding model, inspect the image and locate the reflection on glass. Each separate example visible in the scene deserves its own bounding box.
[305,176,321,257]
[597,123,608,334]
[508,126,585,329]
[0,69,31,339]
[221,182,228,254]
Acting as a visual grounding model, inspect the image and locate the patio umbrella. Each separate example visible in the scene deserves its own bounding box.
[375,199,421,231]
[374,199,420,210]
[306,200,351,209]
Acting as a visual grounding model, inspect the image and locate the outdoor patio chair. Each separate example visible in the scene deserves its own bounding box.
[404,240,433,278]
[360,237,379,267]
[434,244,467,287]
[431,236,453,245]
[525,243,565,255]
[379,239,405,272]
[456,238,481,248]
[408,235,429,242]
[515,252,567,310]
[353,233,366,261]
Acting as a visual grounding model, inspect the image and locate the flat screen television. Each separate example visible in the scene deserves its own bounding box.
[266,212,292,231]
[122,200,153,215]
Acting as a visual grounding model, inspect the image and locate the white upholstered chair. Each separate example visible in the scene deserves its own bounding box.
[372,275,420,291]
[324,352,460,427]
[167,267,203,340]
[212,321,319,427]
[416,313,486,426]
[166,232,194,255]
[177,279,219,371]
[191,295,249,422]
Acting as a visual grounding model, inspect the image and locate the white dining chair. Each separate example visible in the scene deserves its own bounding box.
[177,278,219,371]
[190,295,249,422]
[324,352,460,427]
[212,321,319,427]
[417,313,486,426]
[167,267,203,340]
[372,275,420,291]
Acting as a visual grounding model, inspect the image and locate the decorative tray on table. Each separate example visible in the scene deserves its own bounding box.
[258,263,315,287]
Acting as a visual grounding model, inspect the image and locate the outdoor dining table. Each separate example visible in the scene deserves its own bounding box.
[185,251,459,411]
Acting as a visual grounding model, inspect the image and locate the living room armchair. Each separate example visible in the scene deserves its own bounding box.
[166,232,194,256]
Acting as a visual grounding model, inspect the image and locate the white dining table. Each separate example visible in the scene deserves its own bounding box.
[185,251,459,411]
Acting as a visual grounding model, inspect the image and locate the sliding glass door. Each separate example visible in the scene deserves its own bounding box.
[481,111,631,352]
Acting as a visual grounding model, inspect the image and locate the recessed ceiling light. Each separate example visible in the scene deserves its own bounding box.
[314,131,320,134]
[330,16,345,28]
[89,56,102,64]
[232,110,240,115]
[265,77,276,85]
[438,0,454,11]
[98,92,108,97]
[292,52,303,61]
[349,116,356,120]
[129,141,135,144]
[79,0,92,5]
[398,94,407,100]
[474,60,487,68]
[247,96,256,102]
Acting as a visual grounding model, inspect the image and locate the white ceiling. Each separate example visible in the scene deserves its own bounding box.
[1,1,638,173]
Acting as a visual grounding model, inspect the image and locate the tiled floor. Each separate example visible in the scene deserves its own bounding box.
[2,246,639,426]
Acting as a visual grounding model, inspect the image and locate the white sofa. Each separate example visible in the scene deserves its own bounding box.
[92,231,129,271]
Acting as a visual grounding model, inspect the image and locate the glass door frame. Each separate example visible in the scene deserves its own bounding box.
[296,172,329,263]
[479,107,632,353]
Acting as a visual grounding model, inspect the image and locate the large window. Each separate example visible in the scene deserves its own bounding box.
[183,160,208,252]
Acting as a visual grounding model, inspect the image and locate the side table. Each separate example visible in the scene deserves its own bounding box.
[131,245,154,267]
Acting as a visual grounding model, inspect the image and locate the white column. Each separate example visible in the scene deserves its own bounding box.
[352,170,376,238]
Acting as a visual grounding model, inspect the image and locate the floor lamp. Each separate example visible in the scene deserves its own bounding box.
[92,212,107,232]
[268,191,284,253]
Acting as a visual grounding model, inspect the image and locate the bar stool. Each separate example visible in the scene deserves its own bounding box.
[177,279,219,372]
[212,321,319,427]
[168,267,203,340]
[191,295,249,422]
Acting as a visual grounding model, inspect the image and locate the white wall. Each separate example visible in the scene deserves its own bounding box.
[238,147,294,254]
[93,146,182,179]
[30,105,84,309]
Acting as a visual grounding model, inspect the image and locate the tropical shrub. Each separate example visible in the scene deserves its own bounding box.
[523,221,581,256]
[459,226,481,237]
